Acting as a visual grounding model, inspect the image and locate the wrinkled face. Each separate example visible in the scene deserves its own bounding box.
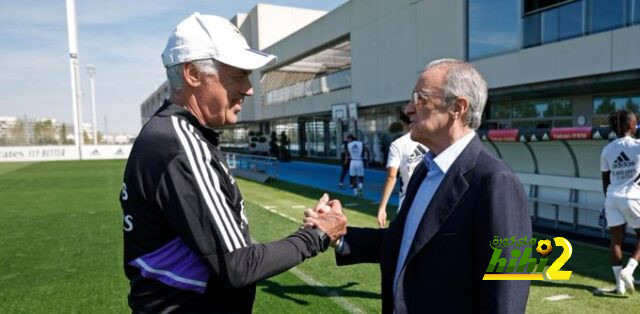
[404,66,452,146]
[194,63,253,127]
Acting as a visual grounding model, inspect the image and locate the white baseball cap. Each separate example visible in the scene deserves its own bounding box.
[162,12,277,70]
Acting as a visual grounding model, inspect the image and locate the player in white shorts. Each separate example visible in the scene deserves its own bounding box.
[601,109,640,295]
[347,134,366,196]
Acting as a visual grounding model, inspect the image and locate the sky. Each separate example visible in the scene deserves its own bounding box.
[0,0,347,134]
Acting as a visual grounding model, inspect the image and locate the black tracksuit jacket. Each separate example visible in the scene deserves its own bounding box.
[120,101,325,313]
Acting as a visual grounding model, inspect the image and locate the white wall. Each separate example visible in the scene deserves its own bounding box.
[0,145,132,162]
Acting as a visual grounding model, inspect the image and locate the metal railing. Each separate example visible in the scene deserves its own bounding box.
[224,152,279,177]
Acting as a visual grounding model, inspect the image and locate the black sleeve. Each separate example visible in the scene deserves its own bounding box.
[156,155,325,289]
[335,226,385,265]
[474,170,532,314]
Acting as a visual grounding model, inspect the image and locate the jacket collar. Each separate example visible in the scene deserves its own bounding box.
[156,99,220,146]
[399,135,484,266]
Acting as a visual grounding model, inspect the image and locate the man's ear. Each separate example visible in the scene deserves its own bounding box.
[451,97,469,121]
[182,63,202,88]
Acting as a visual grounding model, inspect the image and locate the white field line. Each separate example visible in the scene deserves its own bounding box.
[344,203,358,207]
[260,205,299,223]
[256,204,365,314]
[544,294,573,301]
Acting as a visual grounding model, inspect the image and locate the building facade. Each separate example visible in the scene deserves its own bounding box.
[142,0,640,161]
[139,0,640,238]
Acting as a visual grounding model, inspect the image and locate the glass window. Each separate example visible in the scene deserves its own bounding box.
[557,1,583,39]
[523,13,542,47]
[543,9,559,43]
[542,1,583,44]
[634,0,640,24]
[553,100,573,116]
[593,95,640,114]
[490,103,511,119]
[513,102,544,118]
[525,0,573,14]
[467,0,520,59]
[590,0,625,33]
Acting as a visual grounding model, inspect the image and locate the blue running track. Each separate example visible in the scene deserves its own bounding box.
[269,161,400,208]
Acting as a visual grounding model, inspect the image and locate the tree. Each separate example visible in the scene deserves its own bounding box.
[8,120,27,145]
[60,123,68,144]
[33,120,57,144]
[83,131,91,144]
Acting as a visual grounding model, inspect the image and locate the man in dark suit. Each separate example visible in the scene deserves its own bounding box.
[306,59,531,313]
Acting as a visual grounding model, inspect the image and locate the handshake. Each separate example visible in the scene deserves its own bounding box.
[303,193,348,248]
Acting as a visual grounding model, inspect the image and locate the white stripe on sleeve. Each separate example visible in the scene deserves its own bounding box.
[171,116,236,252]
[179,120,245,249]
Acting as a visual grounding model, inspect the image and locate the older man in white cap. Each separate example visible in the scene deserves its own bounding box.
[120,13,346,313]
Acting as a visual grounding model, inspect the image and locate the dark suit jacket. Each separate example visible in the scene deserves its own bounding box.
[336,135,531,313]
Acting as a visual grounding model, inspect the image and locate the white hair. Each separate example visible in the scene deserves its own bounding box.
[425,58,488,129]
[166,59,221,93]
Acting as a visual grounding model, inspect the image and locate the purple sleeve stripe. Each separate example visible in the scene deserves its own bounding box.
[128,237,210,294]
[132,258,207,293]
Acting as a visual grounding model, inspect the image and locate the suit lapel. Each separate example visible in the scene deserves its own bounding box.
[382,162,428,268]
[403,136,483,265]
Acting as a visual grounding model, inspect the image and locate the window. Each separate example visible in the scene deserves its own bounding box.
[634,0,640,24]
[589,0,625,33]
[490,103,511,119]
[523,13,542,47]
[538,1,584,44]
[467,0,520,59]
[525,0,576,14]
[274,119,299,155]
[486,99,572,129]
[592,94,640,126]
[593,95,640,114]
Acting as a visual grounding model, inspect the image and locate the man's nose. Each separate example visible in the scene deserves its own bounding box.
[242,77,254,97]
[403,101,414,115]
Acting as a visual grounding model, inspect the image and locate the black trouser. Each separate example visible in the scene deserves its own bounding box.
[339,159,349,183]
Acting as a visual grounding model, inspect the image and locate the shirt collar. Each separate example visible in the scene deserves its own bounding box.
[424,131,476,174]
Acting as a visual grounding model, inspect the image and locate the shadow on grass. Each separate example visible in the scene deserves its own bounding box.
[262,179,396,220]
[531,280,628,299]
[257,279,380,305]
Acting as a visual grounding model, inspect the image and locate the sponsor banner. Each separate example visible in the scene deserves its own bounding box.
[550,127,592,140]
[487,129,519,142]
[81,145,132,160]
[0,145,132,162]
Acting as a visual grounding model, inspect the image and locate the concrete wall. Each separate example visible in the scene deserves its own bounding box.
[256,88,352,120]
[474,25,640,89]
[252,0,467,120]
[235,4,328,122]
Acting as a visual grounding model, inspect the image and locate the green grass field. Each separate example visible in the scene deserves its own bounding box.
[0,160,639,313]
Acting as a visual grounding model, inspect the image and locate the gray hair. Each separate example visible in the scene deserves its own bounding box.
[425,58,488,129]
[166,59,221,93]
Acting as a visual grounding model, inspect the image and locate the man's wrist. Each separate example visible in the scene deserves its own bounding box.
[311,227,330,252]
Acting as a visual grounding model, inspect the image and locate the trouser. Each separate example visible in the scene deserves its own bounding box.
[339,160,349,183]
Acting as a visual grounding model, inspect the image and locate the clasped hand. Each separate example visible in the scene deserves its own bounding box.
[302,193,347,247]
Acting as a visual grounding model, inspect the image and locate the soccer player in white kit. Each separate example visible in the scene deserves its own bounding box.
[601,109,640,295]
[347,134,366,196]
[376,129,428,227]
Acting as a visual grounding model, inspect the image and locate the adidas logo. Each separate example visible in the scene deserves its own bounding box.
[612,152,635,168]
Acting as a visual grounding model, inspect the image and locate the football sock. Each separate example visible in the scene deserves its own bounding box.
[624,258,638,275]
